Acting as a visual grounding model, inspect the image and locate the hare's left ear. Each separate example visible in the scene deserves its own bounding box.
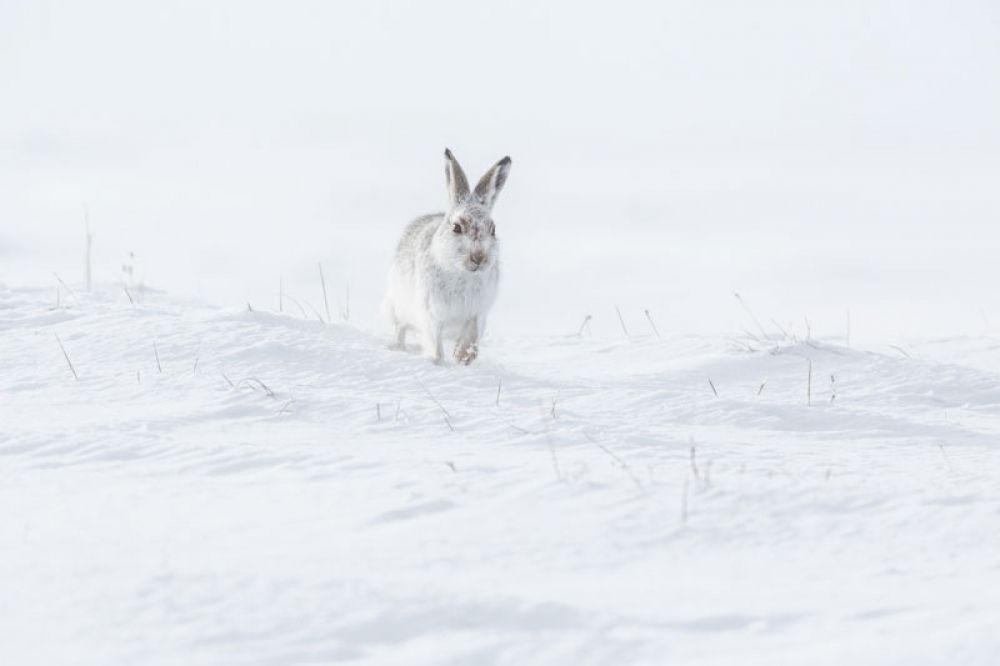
[474,156,512,209]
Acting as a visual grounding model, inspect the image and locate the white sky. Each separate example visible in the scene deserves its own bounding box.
[2,0,999,339]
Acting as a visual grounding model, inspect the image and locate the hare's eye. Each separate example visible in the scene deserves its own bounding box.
[452,223,462,234]
[489,223,496,236]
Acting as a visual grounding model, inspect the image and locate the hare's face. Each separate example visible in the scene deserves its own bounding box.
[437,149,511,272]
[437,203,498,272]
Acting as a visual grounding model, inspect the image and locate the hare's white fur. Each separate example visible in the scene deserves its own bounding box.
[383,149,511,364]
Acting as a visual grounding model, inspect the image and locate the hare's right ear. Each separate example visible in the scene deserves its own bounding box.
[444,148,470,207]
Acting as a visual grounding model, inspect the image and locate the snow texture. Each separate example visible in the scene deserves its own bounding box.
[3,1,1000,663]
[3,285,1000,664]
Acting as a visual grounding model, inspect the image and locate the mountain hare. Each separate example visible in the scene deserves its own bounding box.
[384,148,512,364]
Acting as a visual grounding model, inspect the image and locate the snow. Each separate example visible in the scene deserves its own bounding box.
[3,284,1000,664]
[4,1,1000,662]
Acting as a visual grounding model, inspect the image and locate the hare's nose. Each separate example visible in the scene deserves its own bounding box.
[471,251,486,266]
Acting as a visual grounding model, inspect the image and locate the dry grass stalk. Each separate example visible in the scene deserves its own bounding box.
[53,273,81,306]
[734,292,769,340]
[644,309,661,338]
[615,305,629,337]
[584,432,641,488]
[420,380,454,431]
[55,334,79,380]
[807,359,813,405]
[319,263,331,322]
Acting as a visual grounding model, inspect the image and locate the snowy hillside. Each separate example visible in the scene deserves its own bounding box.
[3,284,999,664]
[4,1,1000,663]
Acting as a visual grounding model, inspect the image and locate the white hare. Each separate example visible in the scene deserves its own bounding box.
[383,148,512,364]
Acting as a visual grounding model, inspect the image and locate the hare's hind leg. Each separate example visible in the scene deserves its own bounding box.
[390,323,408,350]
[454,317,479,365]
[387,306,408,351]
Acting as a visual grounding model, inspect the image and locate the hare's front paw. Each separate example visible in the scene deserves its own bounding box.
[454,342,478,365]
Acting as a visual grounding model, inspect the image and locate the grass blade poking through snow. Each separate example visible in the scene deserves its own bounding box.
[53,273,81,307]
[807,359,812,406]
[734,292,769,340]
[584,432,641,488]
[420,380,454,432]
[644,309,661,338]
[318,263,331,323]
[615,305,629,337]
[55,333,79,380]
[239,377,276,399]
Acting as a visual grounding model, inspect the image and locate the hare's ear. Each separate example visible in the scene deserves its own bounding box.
[474,156,512,209]
[444,148,470,207]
